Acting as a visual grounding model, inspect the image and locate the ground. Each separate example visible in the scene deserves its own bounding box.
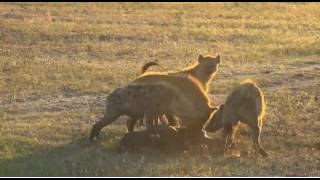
[0,2,319,177]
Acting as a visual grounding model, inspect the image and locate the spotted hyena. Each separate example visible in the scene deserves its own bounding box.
[89,74,215,142]
[131,54,221,130]
[203,79,268,157]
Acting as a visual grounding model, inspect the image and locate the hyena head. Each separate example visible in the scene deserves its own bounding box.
[204,104,224,133]
[196,54,221,80]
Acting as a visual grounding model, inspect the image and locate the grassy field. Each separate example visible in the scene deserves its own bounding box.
[0,2,320,177]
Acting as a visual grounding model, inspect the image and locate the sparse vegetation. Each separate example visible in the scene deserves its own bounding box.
[0,2,319,177]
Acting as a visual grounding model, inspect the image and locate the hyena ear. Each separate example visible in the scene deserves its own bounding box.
[215,54,221,64]
[198,54,205,63]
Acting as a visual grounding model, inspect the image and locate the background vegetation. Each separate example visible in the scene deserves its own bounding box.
[0,2,319,176]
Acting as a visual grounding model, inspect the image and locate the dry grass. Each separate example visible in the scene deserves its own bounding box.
[0,2,319,177]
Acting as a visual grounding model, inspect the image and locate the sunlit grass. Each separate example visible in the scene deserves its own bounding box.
[0,2,319,176]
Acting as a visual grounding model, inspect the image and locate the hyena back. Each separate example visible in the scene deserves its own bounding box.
[142,54,221,92]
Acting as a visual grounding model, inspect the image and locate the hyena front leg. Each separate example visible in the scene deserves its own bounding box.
[126,116,141,133]
[153,115,161,127]
[223,124,238,155]
[144,111,158,133]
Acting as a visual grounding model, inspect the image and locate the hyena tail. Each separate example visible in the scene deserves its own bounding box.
[141,61,160,74]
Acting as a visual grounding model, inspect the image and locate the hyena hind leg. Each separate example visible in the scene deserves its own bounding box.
[89,113,121,142]
[250,122,269,157]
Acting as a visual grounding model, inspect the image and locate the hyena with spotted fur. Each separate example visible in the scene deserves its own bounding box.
[89,74,215,142]
[203,79,268,157]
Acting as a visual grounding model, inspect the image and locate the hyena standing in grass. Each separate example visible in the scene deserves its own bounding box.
[128,54,221,132]
[142,54,221,93]
[90,81,175,142]
[203,79,269,157]
[89,74,215,142]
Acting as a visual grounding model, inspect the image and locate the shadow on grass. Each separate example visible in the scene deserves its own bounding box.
[0,131,279,177]
[0,128,233,177]
[0,136,176,177]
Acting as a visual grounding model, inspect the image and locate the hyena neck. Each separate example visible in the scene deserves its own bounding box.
[182,66,214,92]
[170,64,213,92]
[202,75,215,93]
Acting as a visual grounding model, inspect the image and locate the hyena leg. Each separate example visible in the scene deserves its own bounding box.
[152,115,158,126]
[137,118,144,127]
[229,124,238,149]
[166,113,177,126]
[126,116,140,133]
[89,113,120,142]
[223,124,238,154]
[158,115,166,125]
[144,112,157,133]
[250,120,269,157]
